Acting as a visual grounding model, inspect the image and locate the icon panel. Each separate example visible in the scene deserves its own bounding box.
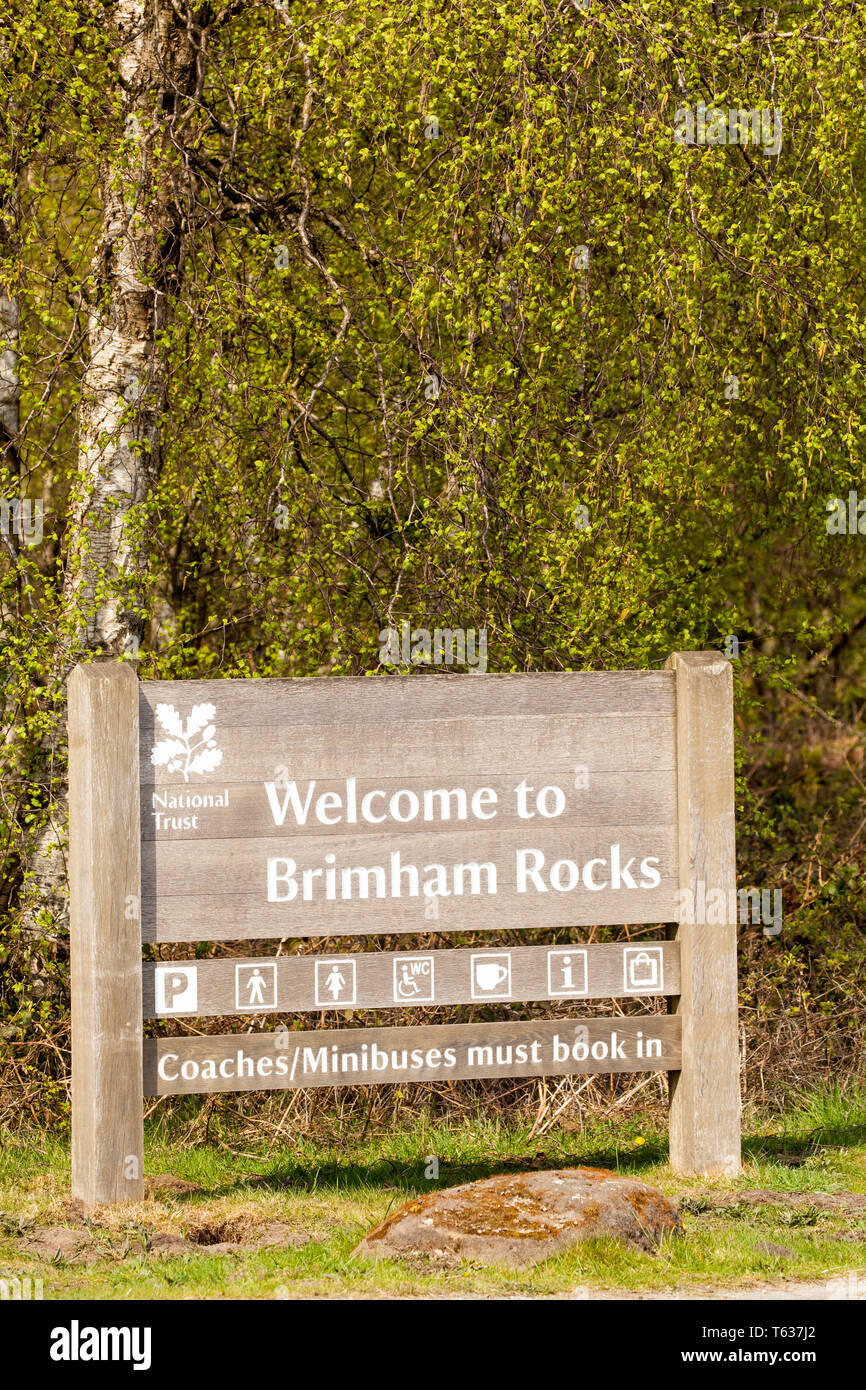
[546,948,588,997]
[315,958,357,1007]
[235,963,277,1011]
[393,955,435,1003]
[470,953,512,1001]
[155,965,198,1015]
[623,946,664,994]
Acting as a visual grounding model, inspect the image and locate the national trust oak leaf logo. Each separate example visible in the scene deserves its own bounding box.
[150,703,223,782]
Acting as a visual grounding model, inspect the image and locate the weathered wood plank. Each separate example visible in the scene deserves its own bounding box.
[140,825,678,940]
[142,824,674,895]
[143,1016,682,1094]
[140,712,676,786]
[141,768,676,841]
[666,651,741,1176]
[140,670,676,730]
[142,941,680,1017]
[68,663,144,1206]
[143,888,680,942]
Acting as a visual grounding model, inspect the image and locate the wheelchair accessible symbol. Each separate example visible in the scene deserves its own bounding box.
[393,955,435,1003]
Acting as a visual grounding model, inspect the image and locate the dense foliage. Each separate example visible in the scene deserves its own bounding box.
[1,0,864,1121]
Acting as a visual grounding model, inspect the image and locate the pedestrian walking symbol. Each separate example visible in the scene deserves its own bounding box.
[235,962,277,1011]
[315,958,357,1007]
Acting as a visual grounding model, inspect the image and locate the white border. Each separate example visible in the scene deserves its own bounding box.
[470,952,512,1001]
[546,947,589,997]
[622,946,664,994]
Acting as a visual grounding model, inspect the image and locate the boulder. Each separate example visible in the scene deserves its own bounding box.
[355,1166,682,1269]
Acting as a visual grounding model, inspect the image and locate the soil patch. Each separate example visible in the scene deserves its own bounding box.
[16,1217,309,1263]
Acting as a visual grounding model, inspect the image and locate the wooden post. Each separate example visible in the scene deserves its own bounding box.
[68,662,144,1205]
[665,651,741,1175]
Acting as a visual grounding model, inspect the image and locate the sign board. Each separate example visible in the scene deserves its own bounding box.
[144,1018,682,1095]
[68,655,741,1206]
[138,671,680,939]
[142,942,681,1017]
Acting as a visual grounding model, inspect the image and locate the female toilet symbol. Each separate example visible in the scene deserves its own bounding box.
[325,964,347,1000]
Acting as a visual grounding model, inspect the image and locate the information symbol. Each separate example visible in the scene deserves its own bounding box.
[547,949,587,997]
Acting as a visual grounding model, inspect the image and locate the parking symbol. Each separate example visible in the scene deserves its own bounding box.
[155,965,197,1015]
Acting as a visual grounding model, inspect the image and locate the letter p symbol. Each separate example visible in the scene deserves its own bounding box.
[155,965,198,1014]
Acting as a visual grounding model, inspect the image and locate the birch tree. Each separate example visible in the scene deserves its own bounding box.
[0,23,23,570]
[23,0,203,939]
[2,0,866,1114]
[66,0,199,662]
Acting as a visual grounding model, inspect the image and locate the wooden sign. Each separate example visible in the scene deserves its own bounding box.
[138,672,679,940]
[143,1018,682,1095]
[68,655,741,1206]
[142,942,681,1017]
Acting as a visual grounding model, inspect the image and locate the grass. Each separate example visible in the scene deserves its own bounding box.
[1,1085,865,1299]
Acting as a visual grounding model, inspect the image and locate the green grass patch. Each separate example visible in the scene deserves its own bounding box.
[1,1087,865,1299]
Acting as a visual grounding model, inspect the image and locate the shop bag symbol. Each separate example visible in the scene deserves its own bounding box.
[624,947,663,993]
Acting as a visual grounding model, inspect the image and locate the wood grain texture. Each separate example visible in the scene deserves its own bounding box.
[140,670,676,728]
[142,889,680,942]
[141,768,676,841]
[68,662,144,1206]
[143,1016,682,1094]
[666,651,741,1176]
[142,941,680,1017]
[140,713,676,786]
[140,669,678,939]
[140,825,677,940]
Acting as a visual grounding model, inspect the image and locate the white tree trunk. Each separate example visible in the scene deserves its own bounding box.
[0,24,21,550]
[67,0,196,658]
[0,290,18,478]
[27,1,198,938]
